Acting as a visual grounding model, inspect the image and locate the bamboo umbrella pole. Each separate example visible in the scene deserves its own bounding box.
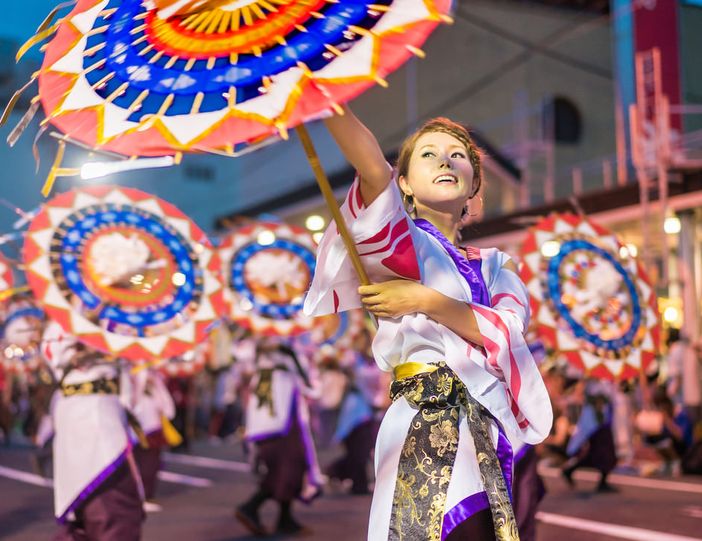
[296,124,371,287]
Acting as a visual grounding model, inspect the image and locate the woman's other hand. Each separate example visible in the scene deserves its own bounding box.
[358,280,428,319]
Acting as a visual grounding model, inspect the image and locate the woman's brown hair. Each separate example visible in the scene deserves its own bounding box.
[396,117,482,198]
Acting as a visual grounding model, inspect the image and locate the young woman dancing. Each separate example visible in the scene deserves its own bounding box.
[304,107,553,541]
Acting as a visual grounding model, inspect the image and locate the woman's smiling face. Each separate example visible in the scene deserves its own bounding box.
[399,130,475,213]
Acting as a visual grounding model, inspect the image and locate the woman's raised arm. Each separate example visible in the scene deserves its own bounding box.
[323,105,392,206]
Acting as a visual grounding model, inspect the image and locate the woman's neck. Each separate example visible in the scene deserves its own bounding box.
[415,207,461,245]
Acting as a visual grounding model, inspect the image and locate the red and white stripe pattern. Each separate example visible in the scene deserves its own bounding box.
[347,179,421,282]
[306,177,420,316]
[470,258,533,431]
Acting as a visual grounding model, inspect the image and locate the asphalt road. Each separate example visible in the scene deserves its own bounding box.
[1,440,700,541]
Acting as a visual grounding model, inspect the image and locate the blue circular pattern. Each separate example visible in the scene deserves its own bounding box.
[230,239,316,320]
[546,239,642,353]
[320,311,349,347]
[1,306,45,340]
[82,0,384,120]
[50,204,203,337]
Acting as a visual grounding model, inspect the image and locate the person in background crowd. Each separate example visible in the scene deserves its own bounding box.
[167,374,194,453]
[327,330,388,495]
[207,324,241,444]
[42,319,144,541]
[611,380,636,471]
[638,384,693,477]
[131,367,177,512]
[562,380,618,493]
[666,330,689,411]
[208,365,241,444]
[230,328,257,448]
[511,441,546,541]
[314,352,348,449]
[235,337,321,536]
[667,330,702,429]
[688,340,702,428]
[0,363,12,445]
[541,368,572,464]
[29,362,56,478]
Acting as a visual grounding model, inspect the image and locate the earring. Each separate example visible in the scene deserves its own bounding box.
[464,195,483,217]
[403,193,415,215]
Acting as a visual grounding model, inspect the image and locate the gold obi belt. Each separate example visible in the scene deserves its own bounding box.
[61,377,120,397]
[393,361,440,382]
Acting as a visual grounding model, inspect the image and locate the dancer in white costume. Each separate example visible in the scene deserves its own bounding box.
[304,107,552,541]
[236,337,322,536]
[42,320,143,540]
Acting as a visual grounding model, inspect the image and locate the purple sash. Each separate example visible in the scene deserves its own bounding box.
[413,219,490,306]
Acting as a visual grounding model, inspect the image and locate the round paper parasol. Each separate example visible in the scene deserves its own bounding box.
[22,185,226,361]
[519,213,660,381]
[20,0,452,160]
[219,221,316,336]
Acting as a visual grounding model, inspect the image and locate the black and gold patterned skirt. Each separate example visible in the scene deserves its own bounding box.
[388,362,519,541]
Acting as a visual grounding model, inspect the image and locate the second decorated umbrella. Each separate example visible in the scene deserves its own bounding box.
[22,185,226,361]
[519,212,660,381]
[218,220,316,336]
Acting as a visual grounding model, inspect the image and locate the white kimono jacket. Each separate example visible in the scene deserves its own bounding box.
[304,179,552,540]
[42,321,135,521]
[244,344,324,487]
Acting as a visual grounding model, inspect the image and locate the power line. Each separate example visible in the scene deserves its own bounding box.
[455,7,612,80]
[381,7,614,148]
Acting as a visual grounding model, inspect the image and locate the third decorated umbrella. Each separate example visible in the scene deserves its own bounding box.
[519,212,660,381]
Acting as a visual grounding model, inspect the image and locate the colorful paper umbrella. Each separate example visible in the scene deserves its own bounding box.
[519,213,660,381]
[23,186,226,361]
[219,221,316,336]
[17,0,451,159]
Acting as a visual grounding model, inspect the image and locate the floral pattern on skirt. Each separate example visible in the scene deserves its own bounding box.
[389,363,519,541]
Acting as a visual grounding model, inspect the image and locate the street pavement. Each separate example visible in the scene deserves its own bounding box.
[1,440,701,541]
